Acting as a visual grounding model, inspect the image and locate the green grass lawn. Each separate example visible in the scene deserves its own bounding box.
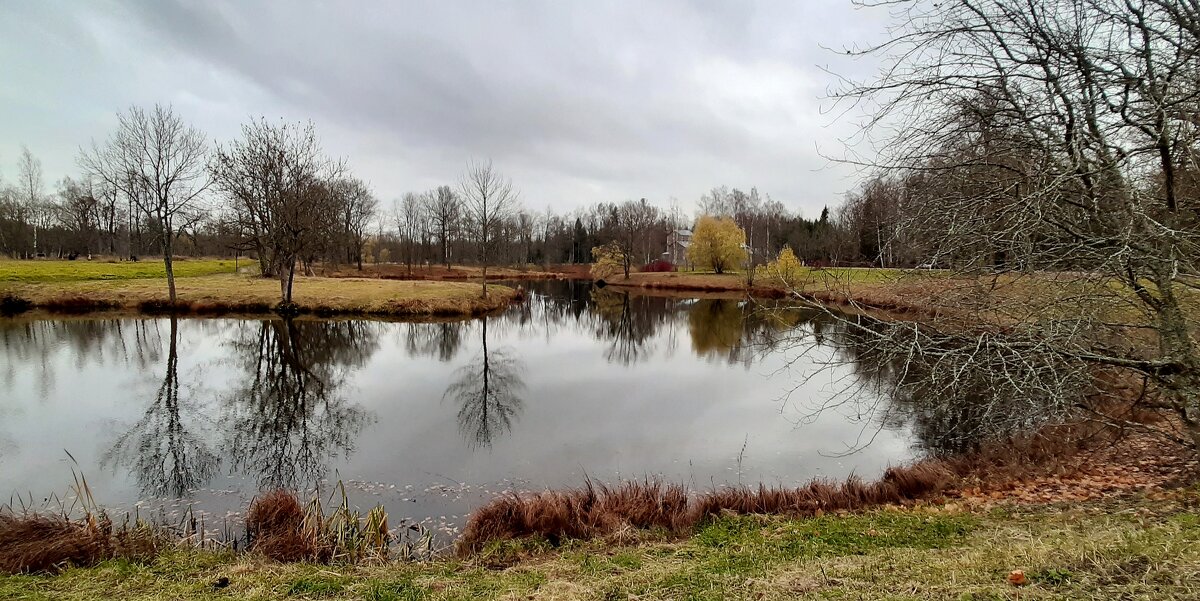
[3,496,1198,600]
[0,259,238,283]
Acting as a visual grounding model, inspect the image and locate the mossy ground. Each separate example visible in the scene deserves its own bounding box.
[4,495,1199,600]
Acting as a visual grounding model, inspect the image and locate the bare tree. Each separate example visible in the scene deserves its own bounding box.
[210,118,343,304]
[819,0,1200,449]
[424,184,460,269]
[335,177,377,271]
[81,105,209,302]
[55,176,100,255]
[16,146,45,257]
[459,159,519,297]
[394,192,425,276]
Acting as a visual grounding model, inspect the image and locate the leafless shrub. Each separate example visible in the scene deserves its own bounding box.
[808,0,1200,454]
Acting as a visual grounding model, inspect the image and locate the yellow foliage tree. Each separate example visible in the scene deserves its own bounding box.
[590,241,625,280]
[687,216,747,274]
[754,245,808,289]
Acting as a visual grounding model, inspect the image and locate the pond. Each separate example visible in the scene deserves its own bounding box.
[0,280,929,541]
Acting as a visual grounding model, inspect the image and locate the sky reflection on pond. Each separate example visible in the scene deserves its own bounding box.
[0,281,920,537]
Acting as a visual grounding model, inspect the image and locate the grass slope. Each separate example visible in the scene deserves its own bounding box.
[4,497,1198,600]
[2,274,515,317]
[0,259,238,282]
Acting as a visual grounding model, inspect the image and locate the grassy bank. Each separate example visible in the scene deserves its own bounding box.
[327,263,581,281]
[0,258,238,282]
[3,495,1198,600]
[606,268,903,291]
[1,271,517,318]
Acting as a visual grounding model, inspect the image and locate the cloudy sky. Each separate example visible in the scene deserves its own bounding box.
[0,1,888,217]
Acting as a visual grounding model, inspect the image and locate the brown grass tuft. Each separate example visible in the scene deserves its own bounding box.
[0,514,109,574]
[39,297,120,313]
[459,464,963,554]
[246,490,320,562]
[247,490,305,537]
[456,458,964,556]
[0,513,159,574]
[459,479,696,553]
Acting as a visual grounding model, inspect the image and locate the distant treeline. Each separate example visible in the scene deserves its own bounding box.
[2,129,883,274]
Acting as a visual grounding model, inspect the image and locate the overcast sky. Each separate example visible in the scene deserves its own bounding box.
[0,0,889,217]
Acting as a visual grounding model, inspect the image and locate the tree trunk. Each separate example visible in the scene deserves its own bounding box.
[286,261,297,304]
[162,234,177,303]
[279,259,289,303]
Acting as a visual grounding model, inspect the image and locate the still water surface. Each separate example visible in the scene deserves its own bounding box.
[0,281,919,538]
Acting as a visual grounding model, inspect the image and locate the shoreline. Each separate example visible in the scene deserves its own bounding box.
[1,273,520,319]
[3,488,1195,599]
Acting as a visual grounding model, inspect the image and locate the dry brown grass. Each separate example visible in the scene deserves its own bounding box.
[0,273,517,317]
[245,489,393,564]
[458,463,956,554]
[328,263,571,281]
[0,514,160,574]
[246,490,323,563]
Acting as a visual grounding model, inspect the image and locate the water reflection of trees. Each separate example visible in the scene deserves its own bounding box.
[819,316,1089,456]
[589,288,666,365]
[221,319,378,489]
[0,319,164,390]
[488,281,827,368]
[99,318,380,495]
[402,322,465,362]
[103,316,218,497]
[444,317,526,450]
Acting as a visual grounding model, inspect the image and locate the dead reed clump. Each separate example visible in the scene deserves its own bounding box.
[879,461,956,499]
[246,490,320,562]
[597,480,691,533]
[39,297,120,313]
[0,513,161,574]
[0,514,109,574]
[459,479,691,554]
[461,466,962,554]
[245,487,394,564]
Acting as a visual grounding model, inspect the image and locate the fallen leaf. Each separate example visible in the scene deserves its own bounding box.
[1008,570,1028,586]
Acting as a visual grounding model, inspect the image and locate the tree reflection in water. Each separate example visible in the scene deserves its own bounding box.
[402,321,465,362]
[103,316,218,497]
[221,318,378,489]
[444,317,526,450]
[22,281,1069,500]
[0,318,163,395]
[590,288,664,365]
[688,299,747,362]
[816,315,1088,456]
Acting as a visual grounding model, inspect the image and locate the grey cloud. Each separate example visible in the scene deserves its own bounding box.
[0,0,886,214]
